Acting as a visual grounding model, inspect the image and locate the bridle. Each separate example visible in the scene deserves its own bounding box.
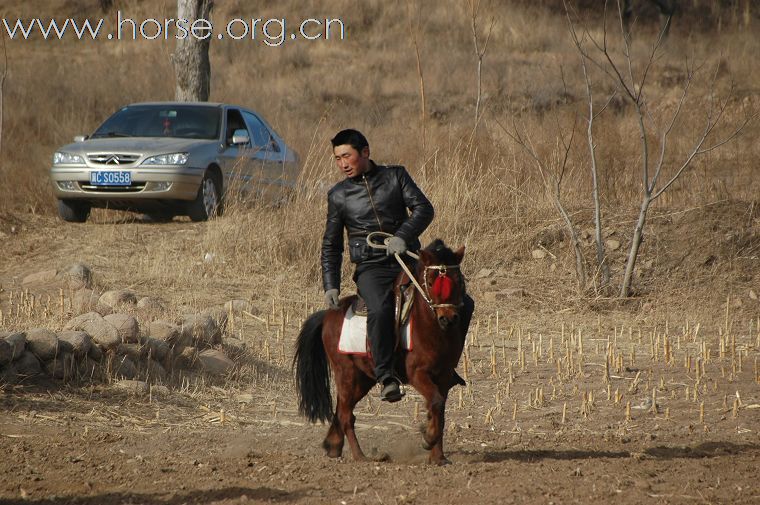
[366,232,464,312]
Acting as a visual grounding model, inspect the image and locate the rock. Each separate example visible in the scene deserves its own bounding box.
[606,239,621,251]
[57,331,92,358]
[196,349,234,376]
[117,343,145,363]
[148,320,181,345]
[59,262,93,290]
[484,288,527,302]
[103,314,140,343]
[71,289,100,315]
[112,355,138,379]
[88,343,103,362]
[136,296,167,312]
[0,363,18,384]
[178,314,221,348]
[65,313,120,348]
[142,337,171,362]
[98,290,137,310]
[15,352,42,377]
[78,357,103,380]
[26,328,59,361]
[150,384,171,396]
[5,332,26,360]
[22,269,58,286]
[531,249,547,260]
[223,337,247,359]
[750,289,758,301]
[0,339,12,366]
[172,346,198,369]
[145,359,168,382]
[201,306,228,332]
[45,352,75,380]
[113,379,149,395]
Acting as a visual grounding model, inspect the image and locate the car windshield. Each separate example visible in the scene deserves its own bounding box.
[91,105,222,140]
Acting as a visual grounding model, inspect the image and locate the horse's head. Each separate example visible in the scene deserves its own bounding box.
[417,239,466,331]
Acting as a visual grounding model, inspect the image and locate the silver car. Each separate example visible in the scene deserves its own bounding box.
[50,102,299,222]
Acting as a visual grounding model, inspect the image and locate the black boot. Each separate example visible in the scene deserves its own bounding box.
[380,377,404,403]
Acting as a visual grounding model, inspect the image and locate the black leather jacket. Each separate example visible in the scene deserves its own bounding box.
[321,162,434,291]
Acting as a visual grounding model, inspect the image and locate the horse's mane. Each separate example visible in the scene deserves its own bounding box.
[423,239,460,265]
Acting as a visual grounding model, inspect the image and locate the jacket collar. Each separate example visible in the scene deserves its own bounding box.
[349,160,378,182]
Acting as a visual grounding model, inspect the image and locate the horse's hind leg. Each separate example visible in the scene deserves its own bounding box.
[322,416,344,458]
[336,373,374,461]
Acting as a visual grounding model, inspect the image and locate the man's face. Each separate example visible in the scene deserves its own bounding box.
[333,144,369,178]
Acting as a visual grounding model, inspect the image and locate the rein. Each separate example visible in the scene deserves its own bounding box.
[366,232,462,311]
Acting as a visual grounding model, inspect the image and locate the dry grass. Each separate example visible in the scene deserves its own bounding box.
[0,0,758,308]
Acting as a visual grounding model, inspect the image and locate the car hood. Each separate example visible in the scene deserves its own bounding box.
[58,137,217,154]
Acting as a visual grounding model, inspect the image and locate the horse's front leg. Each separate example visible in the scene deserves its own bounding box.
[411,371,450,465]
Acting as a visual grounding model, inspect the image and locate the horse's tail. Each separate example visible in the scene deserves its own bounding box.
[293,310,333,424]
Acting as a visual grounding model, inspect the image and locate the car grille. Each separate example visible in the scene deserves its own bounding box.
[80,183,146,193]
[87,153,140,165]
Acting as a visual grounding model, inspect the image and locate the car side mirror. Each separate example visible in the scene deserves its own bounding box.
[231,129,249,145]
[73,135,88,142]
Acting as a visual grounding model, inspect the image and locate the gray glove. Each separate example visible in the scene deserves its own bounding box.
[325,289,340,310]
[386,236,407,256]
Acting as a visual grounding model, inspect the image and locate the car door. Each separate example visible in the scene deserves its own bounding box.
[241,111,287,203]
[218,108,258,201]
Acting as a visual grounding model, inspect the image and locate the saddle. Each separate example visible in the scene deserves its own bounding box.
[350,271,416,333]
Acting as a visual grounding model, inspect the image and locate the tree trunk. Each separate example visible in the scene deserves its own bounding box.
[0,38,7,160]
[174,0,213,102]
[620,195,651,297]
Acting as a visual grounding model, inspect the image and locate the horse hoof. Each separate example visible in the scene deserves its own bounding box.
[431,456,451,466]
[421,441,432,451]
[372,452,391,462]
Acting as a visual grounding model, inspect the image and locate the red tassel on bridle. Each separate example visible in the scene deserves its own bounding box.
[430,273,453,301]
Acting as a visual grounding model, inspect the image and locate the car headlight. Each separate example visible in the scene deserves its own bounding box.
[53,152,85,165]
[141,153,189,166]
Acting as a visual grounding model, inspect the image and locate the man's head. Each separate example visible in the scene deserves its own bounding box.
[331,129,370,178]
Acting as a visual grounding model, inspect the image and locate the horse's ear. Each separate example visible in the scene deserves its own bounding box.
[418,249,434,265]
[454,246,465,264]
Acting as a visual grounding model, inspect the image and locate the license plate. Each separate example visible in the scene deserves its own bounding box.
[90,171,131,186]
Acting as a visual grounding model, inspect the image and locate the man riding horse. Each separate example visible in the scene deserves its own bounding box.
[322,129,469,402]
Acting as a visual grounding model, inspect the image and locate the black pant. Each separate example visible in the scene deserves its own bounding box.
[354,258,475,384]
[354,258,401,384]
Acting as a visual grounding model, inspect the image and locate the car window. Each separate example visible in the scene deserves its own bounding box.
[225,109,250,145]
[242,111,280,152]
[92,105,221,139]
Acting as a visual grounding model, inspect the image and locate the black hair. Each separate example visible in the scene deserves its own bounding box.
[331,129,369,152]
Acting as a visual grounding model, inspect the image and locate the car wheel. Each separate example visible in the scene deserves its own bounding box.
[57,199,91,223]
[188,171,222,222]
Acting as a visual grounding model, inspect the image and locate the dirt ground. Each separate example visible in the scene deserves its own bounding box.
[1,214,759,505]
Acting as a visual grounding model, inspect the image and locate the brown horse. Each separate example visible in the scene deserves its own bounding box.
[294,239,470,465]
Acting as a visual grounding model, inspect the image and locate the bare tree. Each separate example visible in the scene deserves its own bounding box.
[566,10,617,291]
[468,0,495,127]
[496,116,588,293]
[174,0,213,102]
[0,34,8,159]
[570,0,751,297]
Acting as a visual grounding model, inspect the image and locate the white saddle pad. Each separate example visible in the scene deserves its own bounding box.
[338,306,413,355]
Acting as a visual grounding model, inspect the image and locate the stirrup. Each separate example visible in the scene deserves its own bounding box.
[379,378,405,403]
